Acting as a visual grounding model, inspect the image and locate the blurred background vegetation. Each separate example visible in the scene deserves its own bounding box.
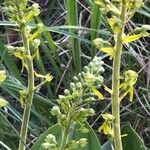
[0,0,150,149]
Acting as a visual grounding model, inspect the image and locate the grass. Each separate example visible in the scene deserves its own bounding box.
[0,0,150,149]
[66,0,81,73]
[90,1,101,58]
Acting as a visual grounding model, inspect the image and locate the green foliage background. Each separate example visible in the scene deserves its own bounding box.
[0,0,150,149]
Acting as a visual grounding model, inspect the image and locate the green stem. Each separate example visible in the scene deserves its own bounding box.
[112,2,126,150]
[18,25,34,150]
[59,128,69,150]
[59,115,71,150]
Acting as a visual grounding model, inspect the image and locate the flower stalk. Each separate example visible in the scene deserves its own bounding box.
[42,57,105,150]
[94,0,146,149]
[3,1,53,149]
[18,24,35,150]
[111,1,126,150]
[59,115,71,150]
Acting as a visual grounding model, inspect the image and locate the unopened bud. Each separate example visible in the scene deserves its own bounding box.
[32,3,40,16]
[64,89,70,95]
[51,106,60,116]
[6,45,15,50]
[32,39,41,48]
[78,138,87,148]
[76,82,82,89]
[70,82,76,91]
[37,23,44,31]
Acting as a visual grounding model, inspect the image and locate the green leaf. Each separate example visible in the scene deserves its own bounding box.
[66,0,81,72]
[90,1,102,58]
[31,122,102,150]
[121,124,146,150]
[102,141,112,150]
[0,140,12,150]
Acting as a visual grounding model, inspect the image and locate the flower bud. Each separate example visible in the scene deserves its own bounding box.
[80,107,85,112]
[83,66,90,73]
[70,82,76,91]
[51,106,60,116]
[89,62,94,68]
[84,97,95,102]
[45,134,57,143]
[78,138,87,148]
[59,114,67,126]
[31,3,40,16]
[0,98,9,108]
[42,134,57,149]
[20,47,26,52]
[37,23,44,31]
[32,39,41,48]
[42,142,50,149]
[26,25,32,35]
[76,82,82,89]
[87,108,95,116]
[58,95,65,99]
[73,76,78,82]
[81,72,85,78]
[0,70,6,84]
[6,45,15,50]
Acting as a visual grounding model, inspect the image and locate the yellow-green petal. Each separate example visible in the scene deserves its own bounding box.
[0,70,6,84]
[91,87,104,100]
[0,98,9,107]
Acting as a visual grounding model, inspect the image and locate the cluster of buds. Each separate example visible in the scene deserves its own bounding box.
[125,0,144,18]
[4,0,43,54]
[42,57,104,149]
[42,134,58,150]
[4,0,44,72]
[51,57,104,131]
[4,1,52,108]
[64,138,87,150]
[3,0,40,26]
[42,134,87,150]
[93,0,148,58]
[4,0,44,57]
[95,0,144,33]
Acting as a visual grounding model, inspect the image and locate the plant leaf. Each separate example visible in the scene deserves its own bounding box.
[121,124,146,150]
[102,141,113,150]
